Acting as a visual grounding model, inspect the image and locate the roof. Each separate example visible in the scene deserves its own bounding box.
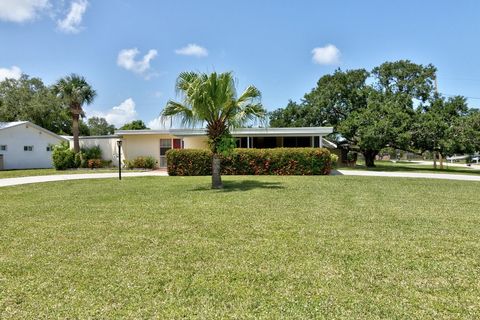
[0,121,29,130]
[116,127,334,137]
[73,135,120,140]
[0,121,68,141]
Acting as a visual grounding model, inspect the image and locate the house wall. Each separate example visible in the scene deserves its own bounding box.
[75,137,120,164]
[0,123,64,170]
[183,136,208,149]
[122,134,175,167]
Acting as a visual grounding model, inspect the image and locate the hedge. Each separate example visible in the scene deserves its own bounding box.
[166,148,336,176]
[123,156,157,169]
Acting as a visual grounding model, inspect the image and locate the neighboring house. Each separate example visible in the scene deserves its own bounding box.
[74,127,335,168]
[0,121,67,170]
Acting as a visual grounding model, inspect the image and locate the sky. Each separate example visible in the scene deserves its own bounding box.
[0,0,479,128]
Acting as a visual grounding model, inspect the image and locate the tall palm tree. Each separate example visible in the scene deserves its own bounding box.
[52,74,96,153]
[162,71,266,189]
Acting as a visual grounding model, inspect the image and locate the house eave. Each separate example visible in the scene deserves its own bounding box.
[115,127,334,137]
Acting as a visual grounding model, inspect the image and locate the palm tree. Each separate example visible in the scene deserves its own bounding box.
[162,71,266,189]
[53,74,96,153]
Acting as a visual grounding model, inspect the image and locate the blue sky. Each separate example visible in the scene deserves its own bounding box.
[1,0,479,128]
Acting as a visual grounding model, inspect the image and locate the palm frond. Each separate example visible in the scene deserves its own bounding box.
[161,100,201,127]
[237,85,261,105]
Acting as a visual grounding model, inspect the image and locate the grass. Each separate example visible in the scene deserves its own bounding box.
[1,176,479,319]
[342,160,480,175]
[0,168,145,179]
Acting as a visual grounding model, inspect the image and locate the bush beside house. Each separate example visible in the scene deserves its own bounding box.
[123,156,157,170]
[52,143,111,170]
[167,148,336,176]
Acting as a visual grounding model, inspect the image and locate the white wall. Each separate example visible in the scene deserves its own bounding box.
[183,136,208,149]
[76,137,120,165]
[0,123,64,170]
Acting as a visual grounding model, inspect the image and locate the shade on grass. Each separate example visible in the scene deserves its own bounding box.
[0,176,479,318]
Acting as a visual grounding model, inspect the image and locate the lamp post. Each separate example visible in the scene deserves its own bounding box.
[117,140,122,180]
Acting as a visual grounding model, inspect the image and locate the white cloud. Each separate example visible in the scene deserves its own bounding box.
[147,116,168,130]
[0,66,22,81]
[57,0,88,33]
[148,115,186,129]
[117,48,158,77]
[175,44,208,57]
[90,98,137,128]
[312,44,341,65]
[0,0,50,23]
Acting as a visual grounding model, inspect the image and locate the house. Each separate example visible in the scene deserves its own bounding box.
[74,127,335,168]
[0,121,68,170]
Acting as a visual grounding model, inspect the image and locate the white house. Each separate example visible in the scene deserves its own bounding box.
[74,127,336,168]
[0,121,67,170]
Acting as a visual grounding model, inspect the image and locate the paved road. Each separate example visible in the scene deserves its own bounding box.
[0,171,168,187]
[334,170,480,182]
[1,169,479,187]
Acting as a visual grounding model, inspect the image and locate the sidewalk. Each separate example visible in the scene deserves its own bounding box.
[1,169,480,188]
[0,171,168,187]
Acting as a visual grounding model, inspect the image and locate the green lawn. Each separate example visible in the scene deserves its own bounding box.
[342,160,480,175]
[0,168,143,179]
[1,176,479,319]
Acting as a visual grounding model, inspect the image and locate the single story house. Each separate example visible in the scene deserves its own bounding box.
[74,127,335,168]
[0,121,67,170]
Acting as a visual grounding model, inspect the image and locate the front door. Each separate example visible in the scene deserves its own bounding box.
[159,139,182,168]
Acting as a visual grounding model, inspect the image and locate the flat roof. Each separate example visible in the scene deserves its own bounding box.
[115,127,334,137]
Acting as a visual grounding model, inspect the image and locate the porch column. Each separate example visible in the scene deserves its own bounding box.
[319,135,323,148]
[247,136,250,148]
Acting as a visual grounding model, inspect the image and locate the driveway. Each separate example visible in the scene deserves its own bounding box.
[0,171,168,187]
[335,170,480,182]
[1,169,480,187]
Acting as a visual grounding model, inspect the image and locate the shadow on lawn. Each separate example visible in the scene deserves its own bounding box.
[189,179,285,192]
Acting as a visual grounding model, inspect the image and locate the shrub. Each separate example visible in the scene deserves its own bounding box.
[52,142,76,170]
[74,152,83,168]
[87,159,102,169]
[101,160,112,168]
[124,156,157,169]
[167,148,334,176]
[82,145,102,160]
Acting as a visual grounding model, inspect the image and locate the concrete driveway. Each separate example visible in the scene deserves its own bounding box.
[0,171,168,187]
[334,170,480,182]
[1,169,480,188]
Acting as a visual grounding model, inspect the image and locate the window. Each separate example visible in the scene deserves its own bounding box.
[159,139,172,167]
[46,145,53,152]
[0,145,6,151]
[24,146,33,151]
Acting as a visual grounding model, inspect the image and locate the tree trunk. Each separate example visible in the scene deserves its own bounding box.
[363,150,377,167]
[433,151,437,169]
[211,154,223,189]
[72,114,80,153]
[439,153,444,169]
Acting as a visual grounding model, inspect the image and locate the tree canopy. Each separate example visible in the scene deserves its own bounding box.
[87,117,115,135]
[0,75,72,134]
[269,60,480,167]
[120,120,148,130]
